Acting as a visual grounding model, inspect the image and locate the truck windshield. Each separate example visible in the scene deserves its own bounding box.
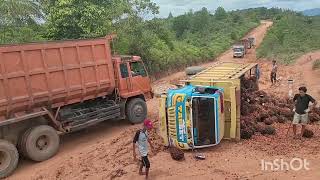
[130,61,147,77]
[192,97,216,146]
[234,48,243,52]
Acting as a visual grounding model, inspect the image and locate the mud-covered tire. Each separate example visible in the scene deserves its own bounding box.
[126,98,147,124]
[185,66,205,76]
[0,140,19,178]
[22,125,60,162]
[18,128,33,158]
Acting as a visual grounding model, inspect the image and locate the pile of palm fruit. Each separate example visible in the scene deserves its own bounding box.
[240,77,320,139]
[169,146,185,161]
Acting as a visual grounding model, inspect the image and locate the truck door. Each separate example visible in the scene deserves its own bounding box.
[118,62,131,94]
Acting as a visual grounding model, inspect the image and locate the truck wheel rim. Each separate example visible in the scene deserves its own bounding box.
[133,105,144,117]
[36,135,49,151]
[0,151,10,171]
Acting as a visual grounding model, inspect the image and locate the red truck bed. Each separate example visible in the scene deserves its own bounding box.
[0,36,115,119]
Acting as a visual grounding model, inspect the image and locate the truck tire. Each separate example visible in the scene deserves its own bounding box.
[22,125,60,162]
[185,66,205,76]
[0,140,19,178]
[126,98,147,124]
[18,127,34,158]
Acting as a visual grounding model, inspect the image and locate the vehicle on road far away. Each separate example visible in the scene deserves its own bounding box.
[233,45,246,58]
[248,37,256,48]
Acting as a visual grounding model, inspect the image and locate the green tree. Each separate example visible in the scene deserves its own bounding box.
[0,0,43,26]
[215,7,227,20]
[191,7,211,33]
[0,0,44,44]
[45,0,159,40]
[172,14,191,38]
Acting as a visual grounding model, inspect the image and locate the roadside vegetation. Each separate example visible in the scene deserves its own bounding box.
[1,1,301,77]
[257,12,320,64]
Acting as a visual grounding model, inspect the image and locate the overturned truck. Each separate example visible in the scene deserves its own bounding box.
[159,62,259,149]
[0,35,153,177]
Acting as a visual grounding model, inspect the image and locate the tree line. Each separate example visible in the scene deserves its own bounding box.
[1,1,309,76]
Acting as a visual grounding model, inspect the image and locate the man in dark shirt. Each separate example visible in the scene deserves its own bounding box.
[292,87,317,138]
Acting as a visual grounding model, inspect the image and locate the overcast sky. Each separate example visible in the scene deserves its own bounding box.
[153,0,320,17]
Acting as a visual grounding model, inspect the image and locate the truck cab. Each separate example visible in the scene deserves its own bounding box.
[159,85,224,149]
[113,55,153,100]
[112,55,153,124]
[233,45,245,58]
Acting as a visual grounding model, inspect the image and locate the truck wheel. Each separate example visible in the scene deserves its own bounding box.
[18,127,33,158]
[22,125,60,162]
[126,98,147,124]
[0,140,19,178]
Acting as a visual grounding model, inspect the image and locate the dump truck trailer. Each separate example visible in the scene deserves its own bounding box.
[159,62,259,150]
[0,35,153,177]
[248,37,256,48]
[240,39,250,50]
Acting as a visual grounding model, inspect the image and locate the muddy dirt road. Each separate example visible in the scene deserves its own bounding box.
[8,20,320,180]
[152,20,273,95]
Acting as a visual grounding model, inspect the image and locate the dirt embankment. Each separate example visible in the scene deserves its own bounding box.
[259,51,320,102]
[8,20,320,180]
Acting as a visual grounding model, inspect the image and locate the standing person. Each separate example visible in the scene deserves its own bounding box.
[256,65,261,80]
[133,119,154,179]
[270,60,278,85]
[292,87,317,138]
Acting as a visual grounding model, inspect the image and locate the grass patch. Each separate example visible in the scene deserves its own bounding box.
[257,14,320,64]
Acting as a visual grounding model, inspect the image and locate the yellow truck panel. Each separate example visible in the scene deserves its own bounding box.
[159,95,169,146]
[183,62,258,140]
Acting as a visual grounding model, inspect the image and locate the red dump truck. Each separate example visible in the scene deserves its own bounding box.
[0,35,153,177]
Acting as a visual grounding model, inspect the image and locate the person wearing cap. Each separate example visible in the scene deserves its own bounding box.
[133,119,154,179]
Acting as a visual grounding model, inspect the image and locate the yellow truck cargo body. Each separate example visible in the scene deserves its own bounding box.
[183,62,258,140]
